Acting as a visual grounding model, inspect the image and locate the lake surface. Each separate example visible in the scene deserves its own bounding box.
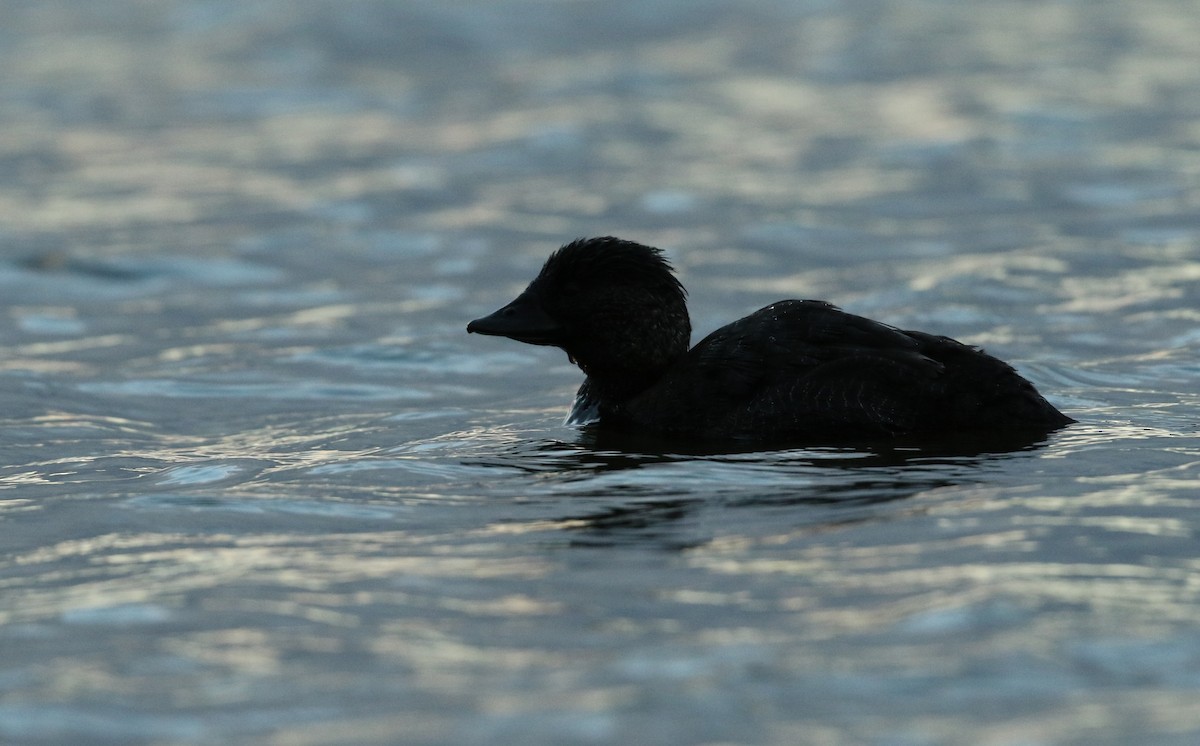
[2,1,1199,744]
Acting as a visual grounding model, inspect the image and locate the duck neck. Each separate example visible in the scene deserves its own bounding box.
[561,288,692,406]
[567,332,689,405]
[578,362,670,404]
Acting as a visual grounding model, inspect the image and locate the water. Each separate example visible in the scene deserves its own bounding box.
[2,1,1200,744]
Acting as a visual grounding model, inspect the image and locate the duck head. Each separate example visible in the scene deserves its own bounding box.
[468,237,691,399]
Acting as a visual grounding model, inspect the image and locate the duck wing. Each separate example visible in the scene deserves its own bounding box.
[629,300,1054,438]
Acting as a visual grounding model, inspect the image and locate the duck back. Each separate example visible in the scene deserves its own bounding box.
[601,300,1072,440]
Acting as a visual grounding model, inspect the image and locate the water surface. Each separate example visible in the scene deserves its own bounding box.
[2,1,1200,744]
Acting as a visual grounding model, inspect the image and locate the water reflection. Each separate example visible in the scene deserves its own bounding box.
[466,424,1061,480]
[460,427,1065,550]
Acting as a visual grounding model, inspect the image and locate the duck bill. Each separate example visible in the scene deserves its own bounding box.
[467,290,565,347]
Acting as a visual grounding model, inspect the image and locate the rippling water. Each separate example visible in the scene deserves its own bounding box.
[2,1,1200,744]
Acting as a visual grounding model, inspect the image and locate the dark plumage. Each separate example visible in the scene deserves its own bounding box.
[467,237,1074,442]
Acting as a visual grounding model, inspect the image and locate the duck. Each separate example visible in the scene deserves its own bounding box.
[467,236,1074,442]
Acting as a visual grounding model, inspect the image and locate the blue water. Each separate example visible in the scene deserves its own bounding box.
[2,1,1200,744]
